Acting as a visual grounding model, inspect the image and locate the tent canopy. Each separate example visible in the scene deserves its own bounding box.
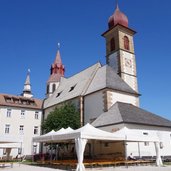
[33,124,162,170]
[33,127,74,143]
[33,124,159,143]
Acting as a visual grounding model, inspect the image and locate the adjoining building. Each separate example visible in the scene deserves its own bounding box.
[43,3,171,159]
[0,70,42,157]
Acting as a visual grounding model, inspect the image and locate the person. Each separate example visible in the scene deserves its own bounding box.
[128,153,136,160]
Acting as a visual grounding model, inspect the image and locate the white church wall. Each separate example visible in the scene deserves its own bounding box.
[84,91,104,124]
[110,91,138,107]
[0,106,42,157]
[125,124,171,157]
[97,123,171,157]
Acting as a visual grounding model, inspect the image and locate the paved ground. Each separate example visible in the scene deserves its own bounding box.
[1,164,171,171]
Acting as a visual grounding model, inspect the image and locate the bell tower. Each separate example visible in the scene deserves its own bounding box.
[102,3,138,93]
[46,45,65,98]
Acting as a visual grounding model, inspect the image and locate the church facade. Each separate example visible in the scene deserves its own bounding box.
[43,3,171,159]
[0,2,170,159]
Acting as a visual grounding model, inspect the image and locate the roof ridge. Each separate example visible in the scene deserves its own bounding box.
[114,102,124,122]
[81,63,101,95]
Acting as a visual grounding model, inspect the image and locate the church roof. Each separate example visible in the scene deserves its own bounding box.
[44,63,138,109]
[108,4,128,29]
[92,102,171,128]
[44,63,101,108]
[85,65,138,95]
[0,93,42,110]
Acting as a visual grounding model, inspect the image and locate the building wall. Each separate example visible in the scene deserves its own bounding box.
[0,106,42,157]
[84,91,104,124]
[109,91,139,108]
[98,124,171,157]
[84,90,138,124]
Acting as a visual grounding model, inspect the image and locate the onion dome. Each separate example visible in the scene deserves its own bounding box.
[108,4,128,29]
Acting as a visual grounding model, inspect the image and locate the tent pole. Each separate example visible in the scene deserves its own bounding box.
[138,142,141,158]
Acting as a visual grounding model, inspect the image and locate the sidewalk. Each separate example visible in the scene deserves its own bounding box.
[1,164,171,171]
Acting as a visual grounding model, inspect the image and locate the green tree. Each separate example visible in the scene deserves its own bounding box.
[42,102,80,133]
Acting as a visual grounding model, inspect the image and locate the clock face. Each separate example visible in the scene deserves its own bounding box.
[125,58,132,68]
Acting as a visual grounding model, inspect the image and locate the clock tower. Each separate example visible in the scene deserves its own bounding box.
[102,3,138,93]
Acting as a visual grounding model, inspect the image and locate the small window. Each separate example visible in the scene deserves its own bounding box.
[19,125,24,134]
[6,109,11,118]
[34,126,38,135]
[18,148,22,155]
[3,149,6,155]
[21,100,27,105]
[33,145,37,154]
[143,132,148,135]
[104,142,109,148]
[56,91,62,98]
[160,142,164,149]
[110,37,115,52]
[69,85,76,92]
[21,110,25,119]
[52,84,56,93]
[5,97,12,103]
[35,111,39,119]
[5,124,10,134]
[144,142,149,146]
[124,36,130,50]
[47,85,49,94]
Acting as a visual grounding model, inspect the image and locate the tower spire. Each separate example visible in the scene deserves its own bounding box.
[46,44,65,97]
[22,69,33,98]
[116,0,119,9]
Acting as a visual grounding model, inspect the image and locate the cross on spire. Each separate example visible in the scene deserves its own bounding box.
[57,42,60,50]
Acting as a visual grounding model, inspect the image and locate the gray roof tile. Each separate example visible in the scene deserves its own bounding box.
[85,65,138,95]
[44,63,101,108]
[92,102,171,128]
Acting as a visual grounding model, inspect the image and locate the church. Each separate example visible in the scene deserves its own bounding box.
[0,1,171,160]
[43,3,171,159]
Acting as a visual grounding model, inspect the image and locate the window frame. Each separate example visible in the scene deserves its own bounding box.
[19,125,24,134]
[5,124,10,134]
[21,110,25,119]
[6,109,11,118]
[35,111,39,120]
[34,126,38,135]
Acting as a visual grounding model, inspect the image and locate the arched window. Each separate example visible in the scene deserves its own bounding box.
[110,38,115,52]
[47,85,49,94]
[52,84,56,93]
[124,36,130,50]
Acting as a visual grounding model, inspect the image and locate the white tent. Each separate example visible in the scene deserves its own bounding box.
[33,124,162,171]
[33,127,74,143]
[52,123,124,141]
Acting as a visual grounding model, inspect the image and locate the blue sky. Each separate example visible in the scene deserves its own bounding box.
[0,0,171,120]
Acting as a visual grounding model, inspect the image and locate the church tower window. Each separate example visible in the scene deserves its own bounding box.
[110,38,115,52]
[47,85,49,94]
[124,36,130,50]
[52,84,56,93]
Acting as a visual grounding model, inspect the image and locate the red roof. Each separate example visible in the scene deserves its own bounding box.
[108,4,128,28]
